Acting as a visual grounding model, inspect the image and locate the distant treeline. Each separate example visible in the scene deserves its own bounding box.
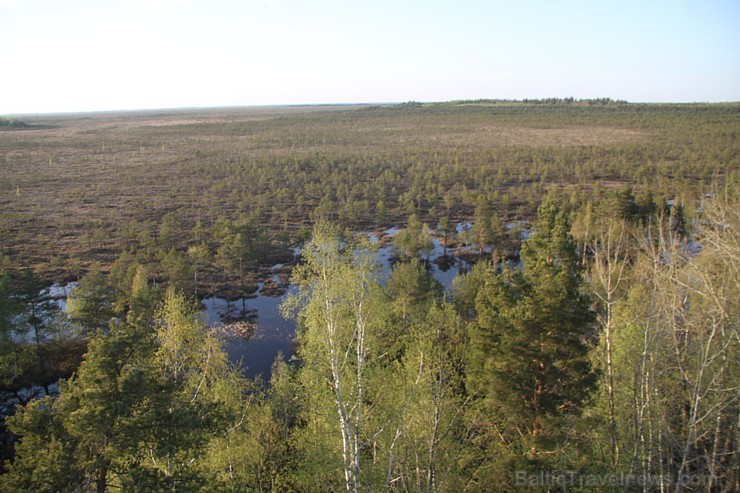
[445,97,630,106]
[0,118,30,130]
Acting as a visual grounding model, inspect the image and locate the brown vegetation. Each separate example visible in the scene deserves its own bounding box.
[1,101,737,287]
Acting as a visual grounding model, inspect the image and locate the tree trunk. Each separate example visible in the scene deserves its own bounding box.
[96,456,110,493]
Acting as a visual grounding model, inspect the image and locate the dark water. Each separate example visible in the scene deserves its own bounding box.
[203,227,472,379]
[201,282,298,380]
[46,224,516,380]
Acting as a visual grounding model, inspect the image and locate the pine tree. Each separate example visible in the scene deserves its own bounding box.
[438,217,455,257]
[5,290,248,492]
[66,265,115,333]
[4,321,157,492]
[0,264,21,389]
[394,214,434,260]
[385,257,442,324]
[17,268,61,394]
[469,201,597,464]
[3,396,83,492]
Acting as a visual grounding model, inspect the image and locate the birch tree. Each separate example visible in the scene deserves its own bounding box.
[600,186,739,491]
[283,221,386,492]
[385,303,468,493]
[658,191,738,492]
[588,219,632,468]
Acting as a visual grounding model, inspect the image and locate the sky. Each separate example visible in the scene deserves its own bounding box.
[1,0,739,114]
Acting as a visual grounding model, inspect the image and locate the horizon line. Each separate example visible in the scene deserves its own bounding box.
[4,98,740,118]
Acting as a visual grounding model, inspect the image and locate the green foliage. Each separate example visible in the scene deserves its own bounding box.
[467,201,597,481]
[15,269,67,392]
[385,257,442,324]
[437,216,456,256]
[0,265,20,387]
[190,219,207,244]
[157,213,180,250]
[393,214,434,260]
[2,103,738,279]
[285,221,392,491]
[108,250,138,315]
[211,214,272,291]
[161,248,194,295]
[467,196,505,257]
[384,303,468,492]
[599,185,738,488]
[1,103,739,490]
[127,264,159,325]
[5,290,251,491]
[66,266,115,332]
[3,397,83,492]
[0,117,30,129]
[452,260,494,321]
[186,242,210,299]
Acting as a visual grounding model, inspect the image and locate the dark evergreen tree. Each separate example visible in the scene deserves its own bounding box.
[66,266,115,333]
[385,257,442,324]
[5,290,248,492]
[0,264,20,388]
[468,201,597,464]
[393,214,433,260]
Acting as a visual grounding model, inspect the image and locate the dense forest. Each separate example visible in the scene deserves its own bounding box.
[0,101,738,491]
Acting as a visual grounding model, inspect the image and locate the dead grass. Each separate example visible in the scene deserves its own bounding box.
[0,103,734,281]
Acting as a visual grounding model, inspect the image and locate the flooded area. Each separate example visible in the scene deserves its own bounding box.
[201,225,475,379]
[201,284,297,380]
[40,222,528,380]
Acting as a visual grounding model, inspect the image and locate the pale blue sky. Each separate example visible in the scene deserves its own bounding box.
[2,0,738,114]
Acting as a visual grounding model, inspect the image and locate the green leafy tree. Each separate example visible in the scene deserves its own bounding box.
[283,221,387,492]
[587,218,633,468]
[384,303,468,492]
[202,358,298,492]
[609,190,739,491]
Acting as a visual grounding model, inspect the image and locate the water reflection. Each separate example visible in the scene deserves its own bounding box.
[44,223,501,380]
[209,227,472,379]
[201,285,297,380]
